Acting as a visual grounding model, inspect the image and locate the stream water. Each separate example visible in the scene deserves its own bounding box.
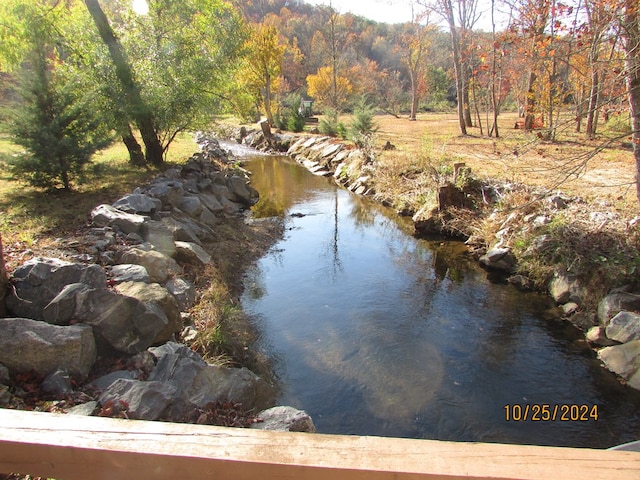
[239,152,640,448]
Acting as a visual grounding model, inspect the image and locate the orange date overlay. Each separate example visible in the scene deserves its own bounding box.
[504,404,598,422]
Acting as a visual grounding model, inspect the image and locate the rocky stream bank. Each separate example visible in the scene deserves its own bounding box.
[0,137,314,433]
[217,123,640,393]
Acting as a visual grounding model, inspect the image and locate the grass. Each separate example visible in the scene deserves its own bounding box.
[0,133,197,270]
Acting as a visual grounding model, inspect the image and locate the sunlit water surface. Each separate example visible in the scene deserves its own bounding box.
[239,153,640,447]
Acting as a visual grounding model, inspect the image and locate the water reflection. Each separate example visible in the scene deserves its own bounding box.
[241,155,640,447]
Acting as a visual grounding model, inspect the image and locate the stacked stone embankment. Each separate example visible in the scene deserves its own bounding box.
[0,137,314,432]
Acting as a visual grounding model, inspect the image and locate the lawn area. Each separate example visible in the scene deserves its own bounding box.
[0,134,197,270]
[370,111,637,213]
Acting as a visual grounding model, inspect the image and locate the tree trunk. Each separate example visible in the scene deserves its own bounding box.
[264,73,274,127]
[462,68,473,127]
[586,70,599,139]
[444,0,467,136]
[84,0,163,166]
[409,69,419,121]
[524,72,537,131]
[0,233,7,317]
[122,125,146,166]
[622,0,640,204]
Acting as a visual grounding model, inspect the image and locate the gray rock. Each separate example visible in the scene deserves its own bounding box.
[199,193,224,213]
[74,288,169,354]
[98,379,181,421]
[149,342,207,394]
[91,204,147,235]
[174,241,212,266]
[7,258,107,320]
[226,176,259,206]
[110,264,150,284]
[147,182,185,208]
[143,221,177,258]
[66,401,98,416]
[561,302,580,315]
[199,206,219,226]
[549,195,568,209]
[587,326,618,346]
[179,196,204,217]
[165,277,197,311]
[0,364,9,385]
[43,283,90,325]
[252,406,316,432]
[115,282,181,345]
[606,311,640,343]
[0,318,96,378]
[119,248,181,283]
[90,370,139,392]
[187,366,276,412]
[598,340,640,390]
[507,275,534,290]
[211,184,235,202]
[161,217,202,245]
[549,272,585,305]
[598,292,640,326]
[42,369,73,396]
[479,247,517,273]
[112,194,162,215]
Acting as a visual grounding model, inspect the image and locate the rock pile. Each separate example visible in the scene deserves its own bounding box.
[0,139,314,431]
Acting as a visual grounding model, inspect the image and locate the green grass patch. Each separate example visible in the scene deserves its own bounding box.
[0,133,197,248]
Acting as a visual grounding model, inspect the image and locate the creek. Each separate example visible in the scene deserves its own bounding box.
[239,152,640,448]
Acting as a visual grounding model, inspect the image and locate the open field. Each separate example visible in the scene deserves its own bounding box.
[369,111,637,212]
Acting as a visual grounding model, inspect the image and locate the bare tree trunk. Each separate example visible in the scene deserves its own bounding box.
[524,72,537,131]
[0,233,7,317]
[410,70,419,121]
[84,0,164,166]
[264,73,274,127]
[586,70,599,139]
[462,68,473,127]
[443,0,467,135]
[622,0,640,204]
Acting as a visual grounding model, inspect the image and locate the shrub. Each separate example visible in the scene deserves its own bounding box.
[319,108,339,136]
[349,98,378,148]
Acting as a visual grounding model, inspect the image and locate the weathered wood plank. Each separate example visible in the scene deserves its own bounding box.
[0,409,638,480]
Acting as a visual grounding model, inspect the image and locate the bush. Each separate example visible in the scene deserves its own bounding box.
[287,111,306,132]
[319,108,339,136]
[349,99,378,147]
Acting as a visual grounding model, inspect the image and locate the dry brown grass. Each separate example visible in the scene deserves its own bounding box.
[370,111,637,214]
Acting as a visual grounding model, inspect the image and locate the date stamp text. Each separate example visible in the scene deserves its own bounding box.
[504,404,598,422]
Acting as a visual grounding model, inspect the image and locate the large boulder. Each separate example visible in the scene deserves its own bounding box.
[479,247,517,273]
[48,287,169,355]
[110,264,150,284]
[6,258,107,320]
[165,278,197,311]
[606,312,640,343]
[598,340,640,390]
[251,406,316,432]
[598,292,640,326]
[98,379,183,421]
[115,282,182,345]
[112,194,162,215]
[161,217,202,245]
[549,272,585,305]
[119,248,181,283]
[187,366,276,412]
[179,196,204,217]
[91,204,146,235]
[146,181,185,208]
[198,193,224,214]
[174,241,212,266]
[226,176,259,206]
[0,318,96,378]
[148,342,208,393]
[142,221,177,258]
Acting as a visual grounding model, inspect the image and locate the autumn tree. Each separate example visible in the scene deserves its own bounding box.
[243,23,286,126]
[397,7,434,120]
[307,66,353,109]
[621,0,640,203]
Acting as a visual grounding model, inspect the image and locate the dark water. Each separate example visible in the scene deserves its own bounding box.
[240,154,640,448]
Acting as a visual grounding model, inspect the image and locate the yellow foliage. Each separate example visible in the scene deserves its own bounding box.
[306,66,353,109]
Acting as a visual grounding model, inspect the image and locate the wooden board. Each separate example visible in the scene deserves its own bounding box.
[0,409,638,480]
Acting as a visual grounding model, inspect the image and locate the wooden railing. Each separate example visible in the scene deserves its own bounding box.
[0,409,638,480]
